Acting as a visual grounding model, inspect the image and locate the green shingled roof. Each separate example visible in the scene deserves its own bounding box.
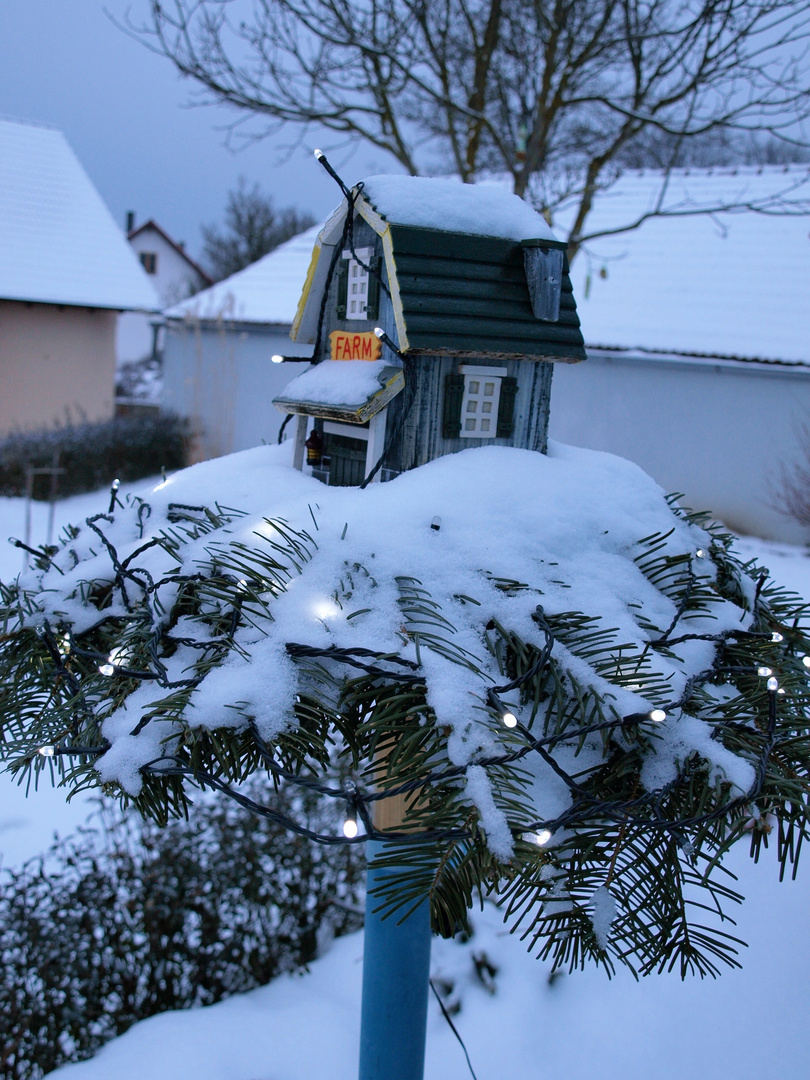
[387,225,585,361]
[290,181,587,362]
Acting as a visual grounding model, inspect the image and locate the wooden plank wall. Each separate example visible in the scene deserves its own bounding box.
[384,353,553,474]
[314,219,382,362]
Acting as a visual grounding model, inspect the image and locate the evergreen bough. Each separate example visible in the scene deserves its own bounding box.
[2,465,810,980]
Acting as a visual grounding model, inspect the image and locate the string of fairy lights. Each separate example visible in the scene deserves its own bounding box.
[7,151,805,860]
[13,478,796,855]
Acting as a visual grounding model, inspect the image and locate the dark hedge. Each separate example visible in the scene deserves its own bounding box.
[0,788,365,1080]
[0,413,190,500]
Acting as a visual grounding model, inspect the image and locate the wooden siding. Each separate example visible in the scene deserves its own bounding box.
[383,353,553,474]
[313,219,385,361]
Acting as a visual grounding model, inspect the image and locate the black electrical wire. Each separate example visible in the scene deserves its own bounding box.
[430,979,480,1080]
[19,500,792,853]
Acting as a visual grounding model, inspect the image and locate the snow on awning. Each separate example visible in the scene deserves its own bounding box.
[273,360,405,423]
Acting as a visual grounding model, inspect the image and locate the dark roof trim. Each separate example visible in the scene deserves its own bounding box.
[587,343,810,370]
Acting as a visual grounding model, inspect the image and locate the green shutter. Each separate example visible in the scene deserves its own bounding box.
[496,376,517,438]
[366,255,382,321]
[336,258,348,319]
[442,373,465,438]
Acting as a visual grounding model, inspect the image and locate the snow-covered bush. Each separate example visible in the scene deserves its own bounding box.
[0,787,364,1080]
[0,413,189,500]
[2,442,810,979]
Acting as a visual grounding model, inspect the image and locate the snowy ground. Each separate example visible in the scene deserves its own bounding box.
[3,468,810,1080]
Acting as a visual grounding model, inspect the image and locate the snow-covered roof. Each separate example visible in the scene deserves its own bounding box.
[291,177,583,360]
[0,118,160,312]
[165,225,323,327]
[274,360,405,422]
[169,167,810,365]
[360,175,560,242]
[561,166,810,364]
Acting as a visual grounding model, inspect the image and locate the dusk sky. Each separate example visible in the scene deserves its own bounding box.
[0,1,396,259]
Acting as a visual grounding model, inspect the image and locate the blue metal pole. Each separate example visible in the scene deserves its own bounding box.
[359,841,432,1080]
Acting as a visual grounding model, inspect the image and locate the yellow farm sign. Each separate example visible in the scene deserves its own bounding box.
[329,330,382,361]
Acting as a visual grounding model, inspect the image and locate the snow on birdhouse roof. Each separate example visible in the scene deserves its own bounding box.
[560,166,810,365]
[274,360,404,423]
[0,117,159,311]
[291,175,583,360]
[359,175,561,243]
[165,224,323,329]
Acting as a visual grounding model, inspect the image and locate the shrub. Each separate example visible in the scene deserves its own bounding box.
[0,787,365,1080]
[0,413,190,500]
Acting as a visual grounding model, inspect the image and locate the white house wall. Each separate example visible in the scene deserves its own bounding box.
[162,320,310,461]
[119,229,208,366]
[116,311,156,367]
[549,351,810,543]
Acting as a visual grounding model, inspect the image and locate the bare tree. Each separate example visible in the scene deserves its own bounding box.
[773,421,810,529]
[120,1,810,257]
[201,177,316,280]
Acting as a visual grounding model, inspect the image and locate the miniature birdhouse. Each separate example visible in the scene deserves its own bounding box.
[273,176,586,486]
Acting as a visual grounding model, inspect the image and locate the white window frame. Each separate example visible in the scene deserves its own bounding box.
[343,247,373,320]
[458,365,507,439]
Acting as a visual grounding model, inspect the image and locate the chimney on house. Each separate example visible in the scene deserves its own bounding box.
[126,211,135,234]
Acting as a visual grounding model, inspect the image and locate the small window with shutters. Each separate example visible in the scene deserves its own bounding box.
[443,367,517,440]
[459,365,506,439]
[337,247,381,321]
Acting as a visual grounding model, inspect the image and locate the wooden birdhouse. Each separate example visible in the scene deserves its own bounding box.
[273,176,586,486]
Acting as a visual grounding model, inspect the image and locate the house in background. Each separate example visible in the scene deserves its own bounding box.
[162,226,318,460]
[117,216,212,371]
[547,166,810,542]
[0,117,159,438]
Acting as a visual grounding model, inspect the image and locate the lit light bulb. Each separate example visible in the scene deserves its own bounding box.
[313,599,338,621]
[767,676,779,693]
[271,354,284,363]
[342,817,359,839]
[649,709,666,723]
[98,662,114,677]
[502,711,518,729]
[695,549,706,558]
[534,829,552,846]
[757,666,773,677]
[38,745,55,758]
[778,688,786,696]
[772,632,784,643]
[314,148,324,159]
[802,655,810,669]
